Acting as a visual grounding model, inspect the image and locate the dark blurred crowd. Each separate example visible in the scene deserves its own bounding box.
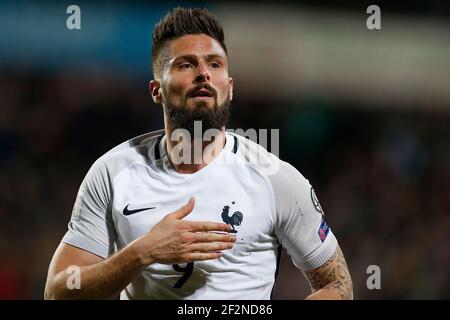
[0,71,449,299]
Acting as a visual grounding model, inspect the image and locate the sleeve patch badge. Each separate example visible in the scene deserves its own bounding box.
[318,219,329,242]
[310,187,324,215]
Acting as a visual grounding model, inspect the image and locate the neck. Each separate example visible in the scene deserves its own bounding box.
[164,123,226,174]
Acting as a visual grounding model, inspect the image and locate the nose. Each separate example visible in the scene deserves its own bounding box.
[195,62,211,83]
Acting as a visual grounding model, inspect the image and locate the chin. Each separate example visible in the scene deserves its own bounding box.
[190,101,212,110]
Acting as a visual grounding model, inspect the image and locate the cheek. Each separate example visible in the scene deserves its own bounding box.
[216,79,231,101]
[164,77,189,103]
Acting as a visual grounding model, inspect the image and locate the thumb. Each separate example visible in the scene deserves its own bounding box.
[171,197,195,220]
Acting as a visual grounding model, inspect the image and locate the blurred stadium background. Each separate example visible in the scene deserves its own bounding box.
[0,0,449,299]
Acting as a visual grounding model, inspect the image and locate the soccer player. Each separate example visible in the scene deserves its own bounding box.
[44,7,353,300]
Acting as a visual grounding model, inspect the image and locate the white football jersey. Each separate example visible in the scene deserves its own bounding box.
[62,129,338,299]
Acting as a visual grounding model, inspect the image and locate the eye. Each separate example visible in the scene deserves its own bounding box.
[210,62,221,68]
[179,62,193,69]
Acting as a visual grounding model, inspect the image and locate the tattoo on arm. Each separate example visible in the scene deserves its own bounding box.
[304,245,353,299]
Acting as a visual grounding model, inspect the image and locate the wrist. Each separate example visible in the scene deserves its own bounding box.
[128,236,155,268]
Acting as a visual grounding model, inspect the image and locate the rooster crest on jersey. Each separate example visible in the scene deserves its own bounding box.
[221,202,243,234]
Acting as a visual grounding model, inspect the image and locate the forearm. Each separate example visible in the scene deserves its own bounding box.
[305,281,353,300]
[45,242,145,300]
[304,245,353,300]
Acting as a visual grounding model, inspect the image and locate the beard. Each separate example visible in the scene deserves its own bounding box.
[163,85,231,136]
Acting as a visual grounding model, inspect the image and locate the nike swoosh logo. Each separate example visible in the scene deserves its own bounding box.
[123,204,156,216]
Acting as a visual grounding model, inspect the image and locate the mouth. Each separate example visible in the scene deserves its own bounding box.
[190,88,214,98]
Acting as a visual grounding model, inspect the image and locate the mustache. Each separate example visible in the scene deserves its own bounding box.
[187,84,217,98]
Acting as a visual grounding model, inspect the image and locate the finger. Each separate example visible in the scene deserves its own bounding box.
[188,221,232,233]
[170,197,195,220]
[187,242,234,253]
[184,252,223,262]
[193,232,237,243]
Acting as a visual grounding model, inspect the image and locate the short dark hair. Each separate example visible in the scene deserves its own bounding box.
[152,7,228,79]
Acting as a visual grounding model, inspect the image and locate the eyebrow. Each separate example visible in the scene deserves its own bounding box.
[173,54,226,63]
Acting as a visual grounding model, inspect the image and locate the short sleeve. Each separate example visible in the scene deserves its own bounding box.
[61,160,116,258]
[268,161,338,271]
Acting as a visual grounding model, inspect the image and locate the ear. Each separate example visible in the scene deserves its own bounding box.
[228,77,234,101]
[149,80,162,104]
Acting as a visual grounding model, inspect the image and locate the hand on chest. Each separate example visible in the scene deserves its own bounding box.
[115,185,274,247]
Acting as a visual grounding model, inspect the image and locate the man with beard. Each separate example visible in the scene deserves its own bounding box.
[44,7,352,300]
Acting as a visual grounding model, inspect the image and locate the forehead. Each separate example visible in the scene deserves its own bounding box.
[169,34,227,59]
